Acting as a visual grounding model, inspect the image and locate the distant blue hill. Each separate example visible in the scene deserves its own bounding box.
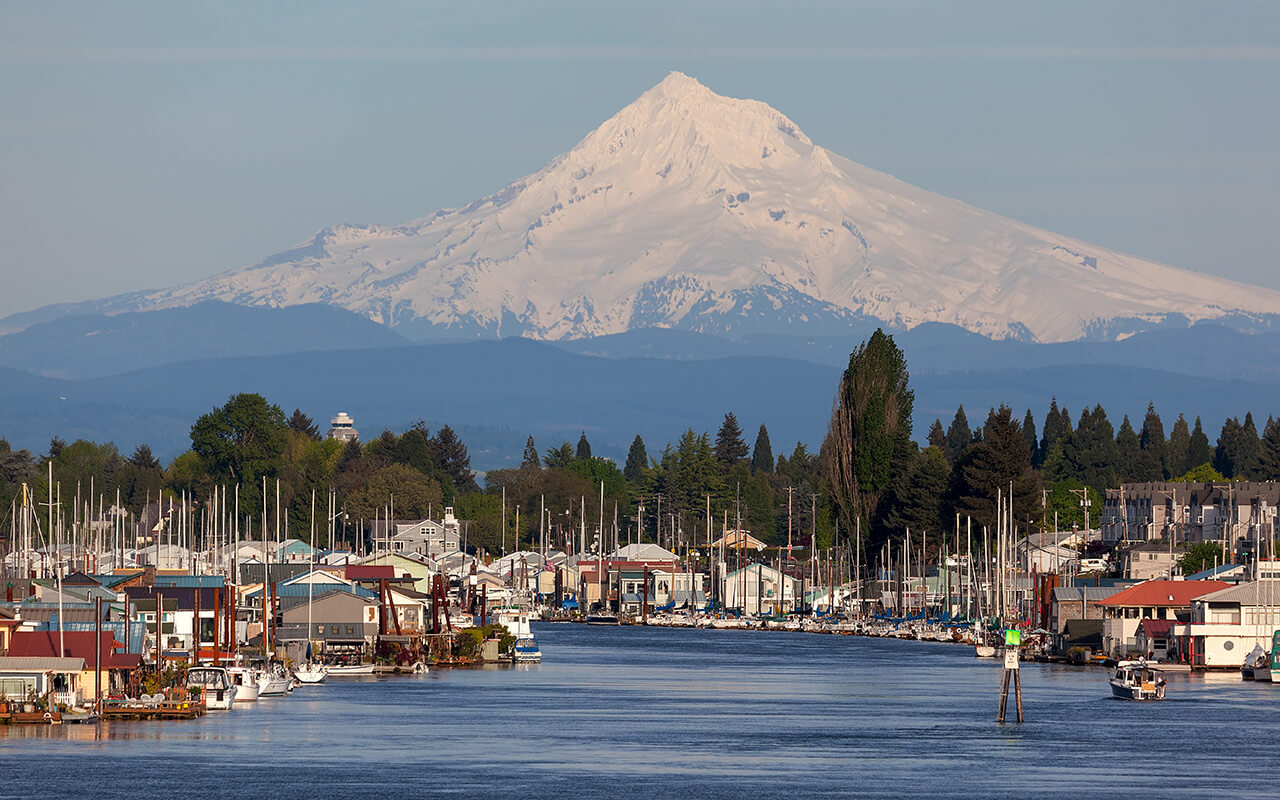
[0,337,1278,472]
[0,301,408,379]
[551,323,1280,383]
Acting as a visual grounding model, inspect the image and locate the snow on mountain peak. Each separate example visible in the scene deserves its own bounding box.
[121,73,1280,344]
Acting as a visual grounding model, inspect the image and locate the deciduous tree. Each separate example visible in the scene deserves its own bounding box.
[821,329,914,533]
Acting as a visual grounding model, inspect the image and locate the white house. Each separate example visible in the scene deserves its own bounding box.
[1171,580,1280,667]
[722,563,802,615]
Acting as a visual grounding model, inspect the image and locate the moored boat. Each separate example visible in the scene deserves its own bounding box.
[186,666,238,710]
[1109,661,1167,701]
[257,665,293,696]
[293,663,327,684]
[326,660,376,676]
[226,666,260,702]
[1242,644,1268,681]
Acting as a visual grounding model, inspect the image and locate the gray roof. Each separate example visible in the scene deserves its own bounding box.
[1052,586,1124,602]
[608,543,679,561]
[1195,580,1280,605]
[0,656,86,672]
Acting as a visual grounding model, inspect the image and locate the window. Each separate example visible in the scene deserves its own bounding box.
[346,625,355,635]
[330,625,340,635]
[315,625,324,635]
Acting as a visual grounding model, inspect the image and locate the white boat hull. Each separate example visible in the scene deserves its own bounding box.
[203,687,237,710]
[293,663,327,684]
[258,675,292,696]
[326,664,376,676]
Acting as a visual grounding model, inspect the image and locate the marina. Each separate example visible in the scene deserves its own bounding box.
[4,624,1280,798]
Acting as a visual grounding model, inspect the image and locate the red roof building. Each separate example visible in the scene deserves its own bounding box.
[1096,580,1230,611]
[1095,580,1230,657]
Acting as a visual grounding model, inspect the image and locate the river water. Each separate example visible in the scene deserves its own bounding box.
[3,624,1278,799]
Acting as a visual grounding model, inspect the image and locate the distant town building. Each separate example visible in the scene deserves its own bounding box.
[1100,482,1280,546]
[327,412,359,443]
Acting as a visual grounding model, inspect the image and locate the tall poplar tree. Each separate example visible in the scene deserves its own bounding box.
[821,329,914,533]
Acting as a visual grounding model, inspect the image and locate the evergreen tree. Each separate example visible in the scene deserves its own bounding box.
[751,424,773,474]
[927,419,948,457]
[521,435,541,469]
[822,330,914,532]
[1187,416,1213,471]
[714,412,749,466]
[947,406,1041,530]
[877,447,950,542]
[1039,399,1071,467]
[1240,412,1262,478]
[1254,416,1280,481]
[432,425,477,493]
[1116,415,1142,482]
[394,427,436,477]
[624,435,648,482]
[48,436,66,459]
[1215,414,1261,479]
[1214,417,1242,478]
[1137,403,1166,480]
[288,408,320,440]
[1059,405,1119,496]
[1167,414,1191,478]
[945,406,971,463]
[576,432,592,461]
[1021,409,1038,463]
[128,443,161,470]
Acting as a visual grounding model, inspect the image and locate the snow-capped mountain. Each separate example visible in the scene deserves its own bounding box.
[39,72,1280,343]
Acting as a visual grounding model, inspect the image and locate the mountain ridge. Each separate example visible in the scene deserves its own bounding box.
[5,72,1280,343]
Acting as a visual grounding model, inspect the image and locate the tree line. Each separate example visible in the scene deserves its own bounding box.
[3,328,1279,557]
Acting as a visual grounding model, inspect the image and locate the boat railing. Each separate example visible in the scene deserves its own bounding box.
[52,690,81,708]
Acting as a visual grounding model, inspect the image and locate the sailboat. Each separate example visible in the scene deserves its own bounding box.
[293,489,327,684]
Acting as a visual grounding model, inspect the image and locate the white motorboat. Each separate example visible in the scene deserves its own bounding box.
[293,663,327,684]
[496,608,542,662]
[186,666,237,710]
[325,662,376,676]
[513,635,542,663]
[1109,660,1167,701]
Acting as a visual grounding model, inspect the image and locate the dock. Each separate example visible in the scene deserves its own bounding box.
[99,700,206,721]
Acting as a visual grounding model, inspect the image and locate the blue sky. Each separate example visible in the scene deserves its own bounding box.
[1,1,1277,317]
